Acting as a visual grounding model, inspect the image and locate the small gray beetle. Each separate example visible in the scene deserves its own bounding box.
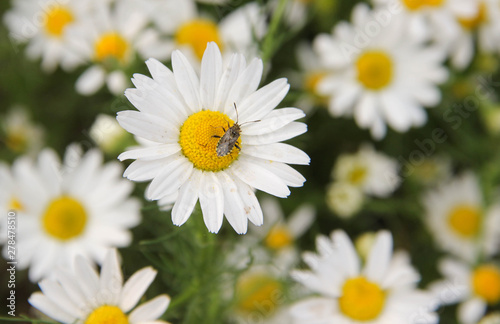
[213,103,259,157]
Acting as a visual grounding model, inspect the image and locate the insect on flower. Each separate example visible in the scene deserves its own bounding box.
[213,103,259,157]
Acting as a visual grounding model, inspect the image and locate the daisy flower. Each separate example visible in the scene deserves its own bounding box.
[117,42,309,234]
[332,144,400,198]
[371,0,477,44]
[3,0,93,72]
[446,0,500,70]
[1,106,44,155]
[430,258,500,324]
[290,230,438,324]
[422,172,500,262]
[1,144,141,282]
[314,3,448,139]
[68,0,170,95]
[478,312,500,324]
[326,182,364,218]
[89,113,133,155]
[142,0,267,65]
[29,248,171,324]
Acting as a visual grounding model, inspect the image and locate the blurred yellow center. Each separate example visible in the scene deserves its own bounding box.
[236,274,282,314]
[458,2,487,30]
[179,110,240,172]
[265,225,293,249]
[94,32,129,63]
[5,132,27,152]
[472,265,500,304]
[42,196,87,241]
[447,205,481,238]
[44,6,74,37]
[356,51,393,90]
[85,305,129,324]
[403,0,444,10]
[8,197,24,211]
[175,19,223,60]
[304,71,327,95]
[348,166,367,185]
[339,277,386,321]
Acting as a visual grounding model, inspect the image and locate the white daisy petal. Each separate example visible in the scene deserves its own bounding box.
[239,79,290,121]
[99,249,123,305]
[38,280,80,316]
[76,66,106,96]
[172,50,201,114]
[199,172,224,233]
[233,176,263,226]
[242,122,307,145]
[200,42,223,110]
[241,108,306,135]
[218,172,248,234]
[120,267,157,312]
[242,143,310,165]
[117,111,179,144]
[128,295,171,323]
[215,53,245,112]
[118,144,181,161]
[364,230,393,282]
[458,298,487,324]
[75,255,100,302]
[171,169,202,227]
[29,293,76,324]
[146,157,193,200]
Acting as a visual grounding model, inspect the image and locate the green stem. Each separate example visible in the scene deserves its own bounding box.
[0,316,56,324]
[261,0,289,67]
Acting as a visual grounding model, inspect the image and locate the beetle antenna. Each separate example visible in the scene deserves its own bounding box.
[234,103,239,123]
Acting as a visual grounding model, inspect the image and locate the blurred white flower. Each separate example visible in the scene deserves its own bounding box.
[332,144,400,198]
[3,0,92,72]
[1,144,141,282]
[314,3,448,139]
[68,0,170,95]
[422,172,500,262]
[117,42,308,234]
[1,107,44,155]
[89,113,132,154]
[291,230,438,323]
[478,312,500,324]
[430,258,500,324]
[326,182,364,218]
[29,248,171,324]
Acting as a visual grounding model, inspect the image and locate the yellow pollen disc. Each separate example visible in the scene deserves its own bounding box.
[447,205,482,238]
[5,132,27,153]
[175,19,223,60]
[472,265,500,304]
[85,305,129,324]
[356,51,393,90]
[339,276,386,321]
[44,6,74,37]
[458,2,487,30]
[42,196,87,241]
[265,225,293,250]
[348,166,367,185]
[402,0,425,11]
[9,197,24,211]
[179,110,240,172]
[236,274,282,314]
[94,32,130,63]
[304,71,327,96]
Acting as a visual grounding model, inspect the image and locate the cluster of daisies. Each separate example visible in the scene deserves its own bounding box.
[1,0,500,323]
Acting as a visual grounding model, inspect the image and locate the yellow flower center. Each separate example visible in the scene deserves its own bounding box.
[9,197,24,211]
[43,6,74,37]
[348,165,367,185]
[94,32,130,63]
[338,277,386,321]
[265,225,293,250]
[5,132,27,153]
[179,110,240,172]
[458,2,487,30]
[304,71,327,96]
[236,274,282,315]
[85,305,129,324]
[472,265,500,304]
[447,205,482,238]
[175,19,223,60]
[42,196,87,241]
[402,0,444,10]
[356,51,393,90]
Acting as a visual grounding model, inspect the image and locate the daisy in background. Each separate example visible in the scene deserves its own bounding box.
[326,181,365,219]
[332,144,400,198]
[422,172,500,263]
[3,0,93,72]
[478,312,500,324]
[67,0,171,95]
[1,144,141,282]
[290,230,439,323]
[1,106,44,155]
[141,0,267,67]
[29,248,171,324]
[430,258,500,324]
[89,113,134,155]
[314,3,448,139]
[445,0,500,70]
[117,42,309,234]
